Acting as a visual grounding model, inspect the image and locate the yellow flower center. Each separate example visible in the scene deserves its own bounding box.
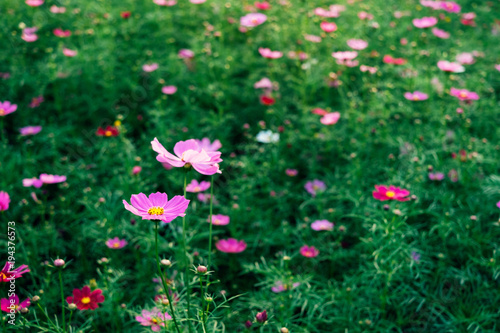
[413,96,420,101]
[251,18,258,24]
[105,130,112,136]
[313,185,319,190]
[459,92,468,98]
[113,243,121,248]
[386,191,395,198]
[81,297,91,304]
[214,219,220,224]
[194,186,201,192]
[151,318,158,324]
[0,109,4,116]
[0,272,6,280]
[148,207,164,215]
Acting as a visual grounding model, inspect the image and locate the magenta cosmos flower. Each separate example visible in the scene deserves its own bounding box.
[437,61,465,73]
[215,238,247,253]
[26,0,43,6]
[320,22,337,33]
[0,262,29,282]
[412,17,438,28]
[305,180,326,197]
[372,185,410,201]
[195,138,222,152]
[347,39,368,50]
[209,214,230,226]
[19,126,42,136]
[178,49,194,59]
[450,88,479,101]
[105,237,128,249]
[151,138,222,175]
[240,13,267,27]
[320,112,340,125]
[404,91,429,101]
[0,192,10,211]
[0,101,17,117]
[300,245,319,258]
[286,169,298,177]
[40,174,66,184]
[186,179,210,193]
[428,172,445,181]
[441,1,461,13]
[123,192,189,223]
[432,28,450,39]
[259,48,283,59]
[23,178,43,188]
[66,286,104,310]
[136,308,172,332]
[311,220,334,231]
[161,85,177,95]
[1,295,30,313]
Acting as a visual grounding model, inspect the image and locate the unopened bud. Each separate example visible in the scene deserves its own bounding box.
[197,265,207,274]
[32,296,40,302]
[205,296,213,302]
[68,303,77,310]
[161,259,171,266]
[256,310,267,323]
[54,259,65,267]
[280,328,289,333]
[20,308,28,314]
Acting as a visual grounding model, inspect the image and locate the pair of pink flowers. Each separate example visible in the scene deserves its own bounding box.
[23,174,67,188]
[259,48,283,59]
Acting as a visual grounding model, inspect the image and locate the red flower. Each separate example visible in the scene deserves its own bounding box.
[66,286,105,310]
[96,126,119,137]
[260,95,275,106]
[121,11,131,19]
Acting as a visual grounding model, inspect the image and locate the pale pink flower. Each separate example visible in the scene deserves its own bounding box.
[161,86,177,95]
[304,34,322,43]
[240,13,267,27]
[347,39,368,50]
[22,27,38,42]
[358,11,374,20]
[413,17,438,28]
[285,169,298,177]
[254,78,273,90]
[216,238,247,253]
[40,174,66,184]
[300,245,319,258]
[320,112,340,125]
[332,51,358,61]
[360,65,377,74]
[495,64,500,72]
[455,52,474,65]
[420,0,442,10]
[106,237,128,249]
[20,126,42,136]
[440,1,461,13]
[271,281,300,293]
[404,91,429,101]
[432,28,450,39]
[142,63,159,72]
[23,178,43,188]
[320,22,337,33]
[26,0,44,6]
[437,60,465,73]
[153,0,177,6]
[314,8,340,18]
[50,5,66,13]
[190,0,206,3]
[311,220,334,231]
[450,88,479,101]
[195,138,222,152]
[209,214,230,226]
[258,48,283,59]
[63,48,77,57]
[136,308,171,331]
[178,49,194,59]
[186,179,210,193]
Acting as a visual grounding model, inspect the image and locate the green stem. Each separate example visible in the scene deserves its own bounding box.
[36,303,57,330]
[155,222,181,333]
[181,170,193,333]
[199,274,208,333]
[207,176,214,269]
[68,311,73,331]
[59,270,65,332]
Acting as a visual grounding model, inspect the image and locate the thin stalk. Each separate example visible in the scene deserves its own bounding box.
[155,222,181,333]
[59,270,65,332]
[199,274,208,333]
[207,176,214,269]
[181,170,193,333]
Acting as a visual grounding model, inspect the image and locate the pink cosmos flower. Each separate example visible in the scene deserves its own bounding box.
[312,108,328,116]
[300,245,319,258]
[448,169,458,182]
[432,28,450,39]
[153,0,177,6]
[255,1,271,10]
[254,78,273,90]
[320,112,340,125]
[271,281,300,293]
[22,27,38,42]
[496,201,500,209]
[63,48,77,57]
[151,138,222,175]
[0,262,30,282]
[40,174,66,184]
[190,0,206,3]
[209,214,230,226]
[216,238,247,253]
[20,126,42,136]
[383,55,407,65]
[320,22,337,33]
[347,39,368,50]
[23,178,43,188]
[332,51,358,61]
[440,1,461,13]
[240,13,267,27]
[178,49,194,59]
[358,11,373,20]
[66,286,104,310]
[311,220,334,231]
[286,169,298,177]
[314,8,340,18]
[0,101,17,117]
[50,5,66,13]
[161,86,177,95]
[1,295,30,313]
[143,63,159,72]
[428,172,445,181]
[259,48,283,59]
[132,166,142,175]
[197,193,218,204]
[26,0,43,6]
[105,237,128,249]
[195,138,222,152]
[495,64,500,72]
[123,192,189,223]
[29,96,44,108]
[456,52,474,65]
[53,28,71,37]
[0,192,10,212]
[437,60,465,73]
[305,180,326,197]
[136,308,172,331]
[420,0,442,9]
[304,34,322,43]
[450,88,479,101]
[372,185,410,201]
[461,12,476,26]
[404,91,429,101]
[186,179,210,193]
[413,17,438,28]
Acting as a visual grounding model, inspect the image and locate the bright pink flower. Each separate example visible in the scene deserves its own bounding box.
[26,0,43,6]
[311,108,328,115]
[0,262,29,282]
[106,237,128,249]
[151,138,222,175]
[132,166,142,175]
[216,238,247,253]
[123,192,189,223]
[23,178,43,188]
[63,48,77,57]
[0,101,17,117]
[153,0,177,6]
[161,85,177,95]
[428,172,445,181]
[136,308,171,331]
[320,22,337,33]
[372,185,410,201]
[178,49,194,59]
[1,295,30,313]
[254,77,273,89]
[456,52,474,65]
[195,138,222,152]
[437,60,465,73]
[332,51,358,61]
[209,214,230,226]
[358,11,373,20]
[50,5,66,13]
[53,28,71,37]
[258,48,283,59]
[413,17,438,28]
[383,55,407,65]
[495,64,500,72]
[66,286,104,310]
[404,91,429,101]
[255,1,270,10]
[190,0,206,3]
[440,1,461,13]
[432,28,450,39]
[305,180,326,197]
[143,63,159,72]
[20,126,42,136]
[285,169,298,177]
[320,112,340,125]
[186,179,210,193]
[347,39,368,50]
[450,88,479,101]
[240,13,267,27]
[314,8,340,18]
[0,192,10,212]
[40,174,66,184]
[300,245,319,258]
[461,12,476,26]
[420,0,442,9]
[311,220,334,231]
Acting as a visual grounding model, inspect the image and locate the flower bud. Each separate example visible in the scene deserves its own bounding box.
[54,259,65,267]
[245,320,252,328]
[205,296,213,302]
[20,308,28,314]
[280,328,289,333]
[68,303,77,310]
[161,259,171,266]
[32,296,40,302]
[256,310,267,323]
[197,265,208,274]
[162,298,170,306]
